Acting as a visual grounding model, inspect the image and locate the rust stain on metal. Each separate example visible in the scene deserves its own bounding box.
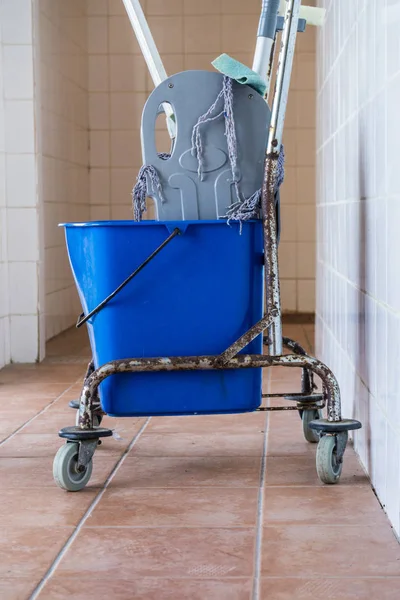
[217,311,278,365]
[261,152,282,356]
[257,406,298,411]
[265,37,277,92]
[77,351,342,429]
[282,336,316,395]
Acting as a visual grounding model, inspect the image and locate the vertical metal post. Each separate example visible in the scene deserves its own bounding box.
[263,0,301,356]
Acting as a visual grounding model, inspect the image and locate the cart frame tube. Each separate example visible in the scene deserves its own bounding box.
[78,351,342,429]
[262,0,301,358]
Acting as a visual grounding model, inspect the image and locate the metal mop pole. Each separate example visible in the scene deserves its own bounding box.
[252,0,281,96]
[121,0,176,138]
[252,1,326,96]
[263,0,301,357]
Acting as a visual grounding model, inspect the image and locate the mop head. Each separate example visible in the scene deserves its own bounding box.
[212,54,267,97]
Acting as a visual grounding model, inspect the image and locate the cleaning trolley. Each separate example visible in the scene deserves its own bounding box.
[53,0,362,491]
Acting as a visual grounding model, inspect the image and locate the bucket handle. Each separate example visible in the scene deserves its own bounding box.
[76,227,181,328]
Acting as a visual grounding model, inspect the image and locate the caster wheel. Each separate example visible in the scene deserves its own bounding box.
[316,435,343,484]
[53,442,93,491]
[302,409,323,443]
[75,411,102,428]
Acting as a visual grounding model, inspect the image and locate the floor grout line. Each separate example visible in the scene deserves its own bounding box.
[0,382,78,447]
[28,417,151,600]
[252,370,271,600]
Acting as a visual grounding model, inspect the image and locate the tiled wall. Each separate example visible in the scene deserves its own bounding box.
[0,0,318,365]
[87,0,317,313]
[0,0,90,366]
[0,0,41,364]
[0,11,8,368]
[316,0,400,536]
[36,0,90,340]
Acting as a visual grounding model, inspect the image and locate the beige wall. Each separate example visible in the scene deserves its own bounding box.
[316,0,400,536]
[0,0,90,365]
[37,0,90,340]
[87,0,317,313]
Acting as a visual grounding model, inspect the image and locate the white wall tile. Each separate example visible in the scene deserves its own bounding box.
[3,46,34,100]
[5,154,37,207]
[4,101,35,154]
[0,317,11,367]
[385,426,400,534]
[0,208,7,263]
[7,208,39,262]
[0,263,9,318]
[316,0,400,537]
[10,315,39,362]
[8,261,38,314]
[0,0,33,44]
[0,155,6,207]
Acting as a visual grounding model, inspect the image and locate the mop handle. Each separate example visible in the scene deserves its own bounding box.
[252,0,280,84]
[121,0,176,138]
[121,0,166,86]
[253,0,325,92]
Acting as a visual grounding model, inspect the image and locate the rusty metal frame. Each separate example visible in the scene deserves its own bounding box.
[262,0,301,357]
[77,351,342,430]
[69,0,359,442]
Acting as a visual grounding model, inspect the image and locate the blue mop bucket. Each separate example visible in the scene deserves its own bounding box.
[63,220,264,416]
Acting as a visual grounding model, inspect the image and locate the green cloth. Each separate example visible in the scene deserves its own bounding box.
[212,54,267,96]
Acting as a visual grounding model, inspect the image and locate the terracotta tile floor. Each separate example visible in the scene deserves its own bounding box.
[1,324,400,600]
